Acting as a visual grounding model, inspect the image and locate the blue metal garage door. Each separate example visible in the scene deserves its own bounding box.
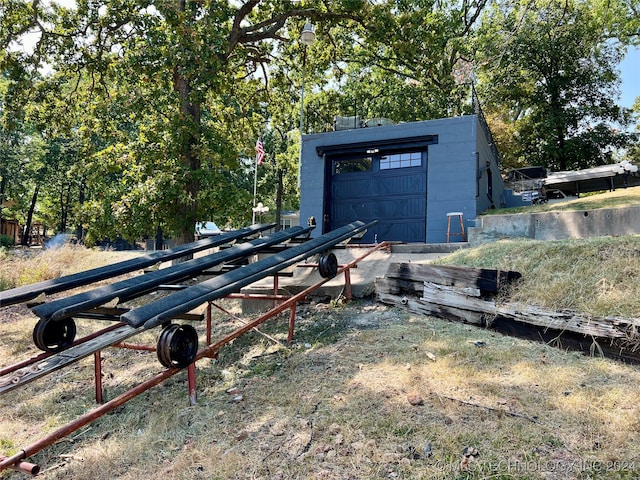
[328,151,427,243]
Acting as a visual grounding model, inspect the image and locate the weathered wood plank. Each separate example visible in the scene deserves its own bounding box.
[494,303,640,339]
[376,291,487,325]
[375,277,424,296]
[378,263,640,361]
[423,281,482,300]
[385,263,521,293]
[403,279,640,340]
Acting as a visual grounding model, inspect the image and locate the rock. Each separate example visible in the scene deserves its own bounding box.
[423,443,433,457]
[235,431,249,441]
[460,446,480,471]
[351,440,365,451]
[270,426,285,437]
[407,392,424,406]
[328,423,342,434]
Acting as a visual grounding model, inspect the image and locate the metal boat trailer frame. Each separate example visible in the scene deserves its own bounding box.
[0,222,386,475]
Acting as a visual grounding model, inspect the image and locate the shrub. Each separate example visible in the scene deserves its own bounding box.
[0,234,14,248]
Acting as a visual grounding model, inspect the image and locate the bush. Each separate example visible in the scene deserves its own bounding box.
[0,234,14,248]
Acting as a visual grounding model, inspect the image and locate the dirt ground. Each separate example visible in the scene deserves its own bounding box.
[2,296,640,480]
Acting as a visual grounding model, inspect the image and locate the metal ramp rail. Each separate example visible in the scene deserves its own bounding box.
[0,225,315,393]
[0,223,273,307]
[0,221,380,474]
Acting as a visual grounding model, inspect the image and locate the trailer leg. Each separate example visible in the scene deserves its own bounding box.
[94,351,103,404]
[288,304,297,344]
[187,363,197,406]
[344,267,352,302]
[206,303,212,347]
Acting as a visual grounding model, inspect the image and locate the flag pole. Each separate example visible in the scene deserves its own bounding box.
[252,152,258,224]
[252,138,264,224]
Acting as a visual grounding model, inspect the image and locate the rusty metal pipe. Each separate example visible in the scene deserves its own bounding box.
[112,342,156,352]
[188,363,197,406]
[94,351,103,404]
[288,304,297,344]
[0,365,183,473]
[206,303,212,346]
[0,456,40,475]
[195,242,390,361]
[344,268,352,301]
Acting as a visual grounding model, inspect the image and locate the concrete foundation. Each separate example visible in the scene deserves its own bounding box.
[468,205,640,245]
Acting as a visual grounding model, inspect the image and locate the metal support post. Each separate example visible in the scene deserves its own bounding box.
[273,274,279,309]
[94,351,103,404]
[288,304,297,344]
[206,303,212,347]
[187,363,197,406]
[344,268,352,301]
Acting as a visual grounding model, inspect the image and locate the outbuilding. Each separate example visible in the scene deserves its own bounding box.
[299,114,505,244]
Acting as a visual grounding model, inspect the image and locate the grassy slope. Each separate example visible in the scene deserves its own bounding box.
[1,189,640,480]
[485,185,640,215]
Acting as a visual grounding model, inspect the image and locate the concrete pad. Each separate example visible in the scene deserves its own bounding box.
[239,245,452,313]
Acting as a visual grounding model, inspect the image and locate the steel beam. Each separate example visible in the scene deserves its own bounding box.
[31,226,311,323]
[123,221,375,329]
[0,224,273,307]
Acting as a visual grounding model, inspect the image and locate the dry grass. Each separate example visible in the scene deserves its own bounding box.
[0,246,140,292]
[434,235,640,318]
[2,208,640,479]
[485,185,640,215]
[2,301,640,480]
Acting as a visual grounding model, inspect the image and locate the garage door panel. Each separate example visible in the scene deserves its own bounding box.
[374,172,426,195]
[376,197,425,218]
[332,200,374,222]
[333,178,372,197]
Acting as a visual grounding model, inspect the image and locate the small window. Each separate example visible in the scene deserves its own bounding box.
[380,151,422,170]
[334,157,372,174]
[280,219,293,230]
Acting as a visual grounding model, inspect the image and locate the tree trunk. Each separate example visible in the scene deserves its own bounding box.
[59,182,72,233]
[22,185,39,246]
[275,169,283,231]
[76,178,85,242]
[173,0,202,248]
[0,175,6,227]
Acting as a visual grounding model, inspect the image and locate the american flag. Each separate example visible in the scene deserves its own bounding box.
[256,138,265,165]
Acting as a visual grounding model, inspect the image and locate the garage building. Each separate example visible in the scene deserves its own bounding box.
[299,114,505,244]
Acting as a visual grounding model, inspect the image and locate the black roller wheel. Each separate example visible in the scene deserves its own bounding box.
[318,252,339,278]
[157,324,199,369]
[33,317,77,352]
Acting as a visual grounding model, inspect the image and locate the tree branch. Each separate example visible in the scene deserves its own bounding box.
[226,7,360,59]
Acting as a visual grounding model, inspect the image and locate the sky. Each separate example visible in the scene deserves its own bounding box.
[619,46,640,109]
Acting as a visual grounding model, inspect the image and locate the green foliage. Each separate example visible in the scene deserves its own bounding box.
[476,0,636,171]
[0,234,14,247]
[1,0,639,246]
